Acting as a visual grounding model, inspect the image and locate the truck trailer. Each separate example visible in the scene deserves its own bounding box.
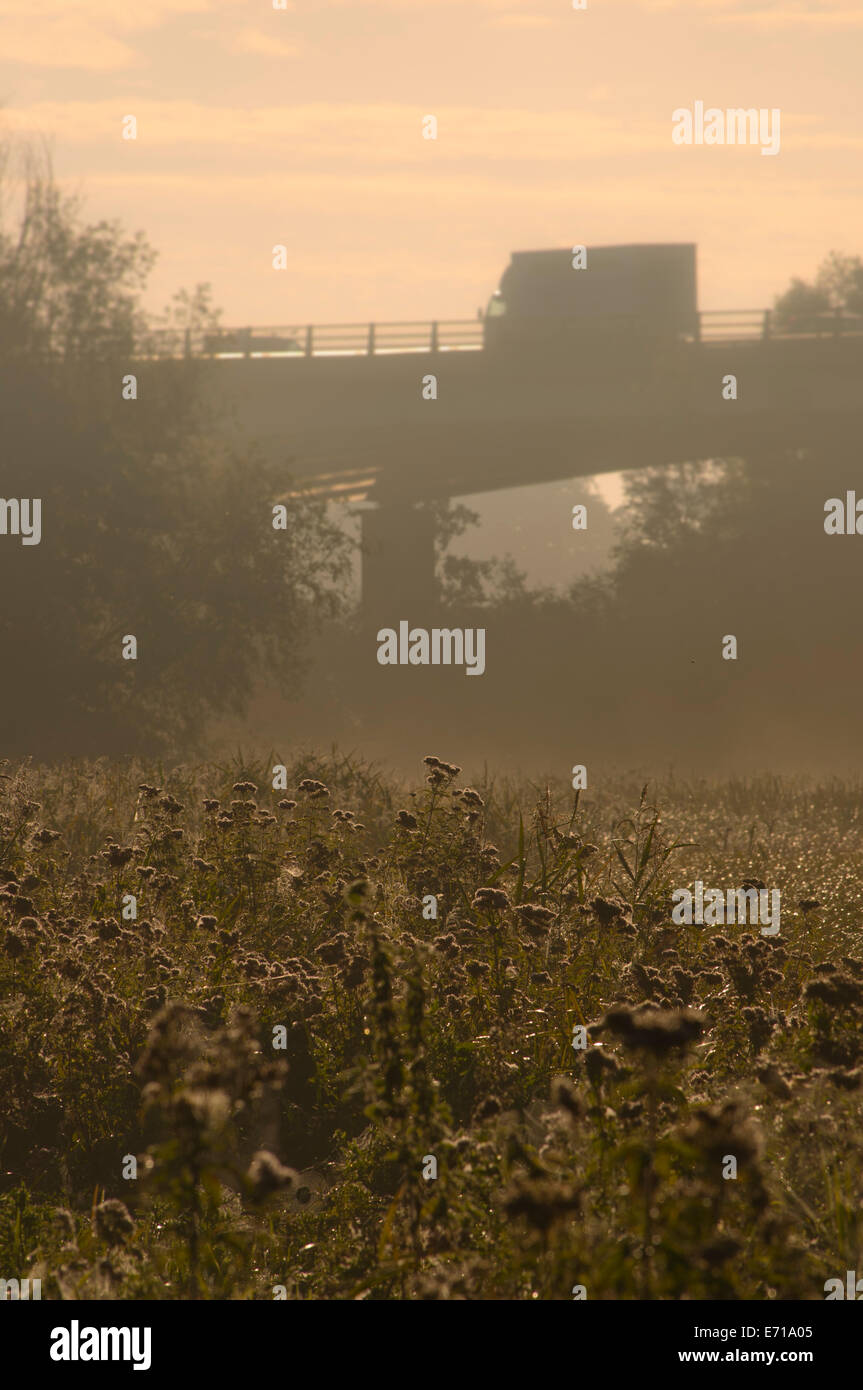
[482,244,698,352]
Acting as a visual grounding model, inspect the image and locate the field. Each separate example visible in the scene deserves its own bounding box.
[1,753,862,1300]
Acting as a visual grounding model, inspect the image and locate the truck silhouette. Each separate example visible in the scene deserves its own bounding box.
[482,244,698,351]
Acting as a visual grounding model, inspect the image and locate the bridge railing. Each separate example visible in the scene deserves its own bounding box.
[698,309,770,341]
[138,320,486,358]
[135,309,863,359]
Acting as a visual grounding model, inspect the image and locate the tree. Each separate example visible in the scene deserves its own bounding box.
[772,277,831,331]
[773,250,863,328]
[0,145,155,363]
[814,251,863,314]
[0,145,351,757]
[144,281,223,357]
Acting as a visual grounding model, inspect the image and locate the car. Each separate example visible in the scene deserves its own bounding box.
[202,330,302,354]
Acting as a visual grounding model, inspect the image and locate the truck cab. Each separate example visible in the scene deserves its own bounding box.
[482,244,698,353]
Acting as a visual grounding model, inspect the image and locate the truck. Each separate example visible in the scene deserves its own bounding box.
[482,244,698,352]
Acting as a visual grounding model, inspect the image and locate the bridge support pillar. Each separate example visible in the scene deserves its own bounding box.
[360,501,438,618]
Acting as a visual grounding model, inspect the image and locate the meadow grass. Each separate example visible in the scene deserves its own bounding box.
[1,754,861,1299]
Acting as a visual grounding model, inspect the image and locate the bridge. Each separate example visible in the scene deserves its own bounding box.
[138,309,863,608]
[147,306,862,366]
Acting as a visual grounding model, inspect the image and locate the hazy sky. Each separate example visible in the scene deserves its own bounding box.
[2,0,861,331]
[2,0,858,583]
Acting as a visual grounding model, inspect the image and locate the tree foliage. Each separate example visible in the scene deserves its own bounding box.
[773,250,863,327]
[0,146,351,757]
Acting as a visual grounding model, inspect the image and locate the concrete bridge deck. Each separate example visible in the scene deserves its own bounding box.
[183,328,863,503]
[136,312,863,605]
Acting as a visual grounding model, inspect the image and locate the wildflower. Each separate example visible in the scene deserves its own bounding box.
[471,887,510,912]
[278,799,297,811]
[233,781,258,796]
[175,1088,231,1136]
[755,1061,792,1099]
[318,934,349,965]
[670,966,696,1002]
[433,933,459,957]
[32,828,61,845]
[343,878,370,910]
[143,985,167,1014]
[92,1199,135,1246]
[503,1177,581,1233]
[298,779,329,799]
[591,1003,706,1056]
[515,903,555,936]
[551,1076,583,1120]
[3,928,26,959]
[479,844,501,871]
[422,755,461,779]
[102,844,134,869]
[590,895,633,928]
[584,1047,619,1089]
[341,955,368,988]
[52,1208,77,1242]
[827,1068,861,1090]
[805,970,863,1008]
[685,1100,761,1166]
[305,838,332,870]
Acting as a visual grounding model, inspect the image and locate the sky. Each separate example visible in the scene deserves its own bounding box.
[2,0,860,327]
[1,0,859,578]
